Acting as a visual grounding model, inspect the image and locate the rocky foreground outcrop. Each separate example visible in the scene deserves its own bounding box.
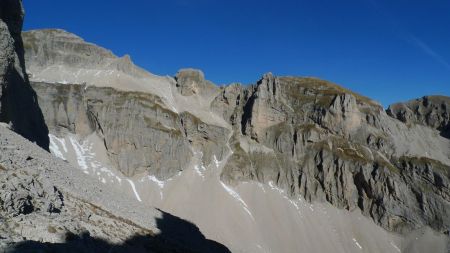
[22,27,450,238]
[0,0,49,150]
[0,2,232,252]
[0,124,230,253]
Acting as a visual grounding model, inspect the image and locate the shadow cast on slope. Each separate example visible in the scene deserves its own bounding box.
[5,209,231,253]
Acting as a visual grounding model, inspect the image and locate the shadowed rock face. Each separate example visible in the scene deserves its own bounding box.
[0,0,49,150]
[23,28,450,238]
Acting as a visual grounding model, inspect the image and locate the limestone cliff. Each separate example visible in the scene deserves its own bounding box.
[215,74,450,233]
[31,82,229,179]
[0,125,230,253]
[23,28,450,239]
[388,95,450,138]
[0,0,49,150]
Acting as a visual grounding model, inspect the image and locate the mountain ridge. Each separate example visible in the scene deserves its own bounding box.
[22,27,450,235]
[0,8,448,251]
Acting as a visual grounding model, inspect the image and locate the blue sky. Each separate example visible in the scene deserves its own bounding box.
[23,0,450,106]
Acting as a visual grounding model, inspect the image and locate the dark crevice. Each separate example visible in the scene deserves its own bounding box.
[240,91,256,136]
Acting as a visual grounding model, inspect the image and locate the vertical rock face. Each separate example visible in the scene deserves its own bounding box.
[22,27,450,238]
[241,73,288,140]
[0,0,49,150]
[175,69,218,97]
[31,82,229,179]
[213,75,450,233]
[387,96,450,138]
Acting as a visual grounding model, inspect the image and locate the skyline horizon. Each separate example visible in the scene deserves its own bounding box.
[21,27,447,108]
[23,0,450,107]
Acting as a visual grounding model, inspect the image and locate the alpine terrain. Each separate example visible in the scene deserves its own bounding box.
[0,1,449,252]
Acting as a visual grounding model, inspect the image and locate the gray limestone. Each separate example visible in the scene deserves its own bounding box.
[14,24,450,252]
[215,74,450,234]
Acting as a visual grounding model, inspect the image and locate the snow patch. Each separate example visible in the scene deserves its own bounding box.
[268,181,302,210]
[352,238,362,249]
[69,136,90,171]
[68,135,123,184]
[390,241,401,252]
[220,182,254,220]
[268,181,284,194]
[49,134,66,160]
[283,196,300,210]
[194,165,206,178]
[148,175,165,188]
[213,155,220,168]
[126,179,142,202]
[257,183,266,193]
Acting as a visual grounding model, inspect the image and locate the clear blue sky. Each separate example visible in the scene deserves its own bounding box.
[23,0,449,106]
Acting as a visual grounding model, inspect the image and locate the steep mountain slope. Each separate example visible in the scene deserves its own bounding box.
[0,2,230,252]
[215,74,450,233]
[0,0,48,149]
[0,124,230,253]
[22,28,450,252]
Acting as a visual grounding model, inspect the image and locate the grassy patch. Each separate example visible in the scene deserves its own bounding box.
[400,156,450,178]
[47,226,57,233]
[374,154,400,174]
[311,137,373,164]
[279,77,380,108]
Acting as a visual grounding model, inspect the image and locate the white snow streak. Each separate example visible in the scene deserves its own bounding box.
[268,181,284,194]
[148,175,165,188]
[49,134,66,160]
[390,241,401,252]
[268,181,301,211]
[147,175,165,199]
[68,135,122,184]
[127,179,142,202]
[352,238,362,249]
[257,183,266,193]
[220,182,254,220]
[69,136,89,171]
[213,155,220,168]
[285,196,300,210]
[194,165,206,178]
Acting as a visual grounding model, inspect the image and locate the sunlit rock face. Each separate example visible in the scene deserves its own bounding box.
[214,74,450,233]
[388,95,450,138]
[19,27,450,252]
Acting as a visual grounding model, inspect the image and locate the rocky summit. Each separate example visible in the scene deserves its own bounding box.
[0,1,449,252]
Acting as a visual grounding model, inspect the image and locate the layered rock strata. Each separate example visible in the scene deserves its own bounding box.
[23,29,450,236]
